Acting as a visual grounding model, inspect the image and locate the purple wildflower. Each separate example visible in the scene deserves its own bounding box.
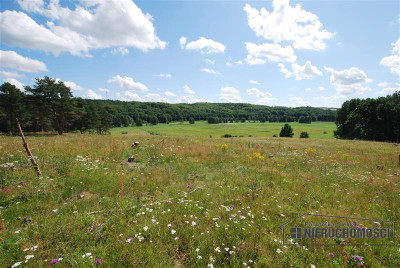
[94,259,102,265]
[329,252,334,257]
[187,183,192,190]
[352,255,363,262]
[229,205,234,210]
[50,259,60,265]
[24,216,29,222]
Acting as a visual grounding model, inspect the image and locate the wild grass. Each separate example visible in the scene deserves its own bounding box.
[0,133,399,267]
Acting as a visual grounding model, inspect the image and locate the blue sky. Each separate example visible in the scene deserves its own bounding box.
[1,0,399,107]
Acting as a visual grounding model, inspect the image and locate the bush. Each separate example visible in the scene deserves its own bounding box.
[300,131,309,138]
[208,117,218,124]
[222,134,232,138]
[273,134,277,137]
[189,118,195,124]
[121,131,128,134]
[279,124,294,137]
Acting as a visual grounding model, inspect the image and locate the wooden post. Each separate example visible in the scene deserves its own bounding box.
[16,118,42,178]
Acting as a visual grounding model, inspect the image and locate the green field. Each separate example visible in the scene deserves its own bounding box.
[1,130,399,267]
[112,121,336,139]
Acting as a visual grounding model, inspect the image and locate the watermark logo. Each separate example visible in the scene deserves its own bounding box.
[278,214,395,246]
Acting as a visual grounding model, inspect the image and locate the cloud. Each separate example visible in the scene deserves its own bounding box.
[183,85,195,95]
[201,68,220,75]
[289,96,309,106]
[1,0,165,56]
[108,75,148,92]
[121,91,144,101]
[84,89,102,99]
[278,60,322,80]
[179,36,187,49]
[243,1,334,51]
[324,66,372,95]
[380,38,400,78]
[98,87,109,93]
[305,88,313,92]
[226,59,243,66]
[380,87,399,95]
[64,80,84,91]
[180,36,226,54]
[314,94,347,107]
[246,87,272,98]
[205,58,215,65]
[111,47,129,55]
[249,80,260,85]
[3,78,24,91]
[245,42,296,64]
[175,95,207,104]
[0,70,25,79]
[377,82,389,87]
[318,86,325,91]
[246,88,276,104]
[220,86,242,103]
[144,93,170,103]
[164,91,176,97]
[0,50,48,72]
[153,73,172,78]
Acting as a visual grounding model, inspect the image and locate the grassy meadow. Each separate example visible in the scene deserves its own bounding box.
[112,121,336,139]
[0,130,399,267]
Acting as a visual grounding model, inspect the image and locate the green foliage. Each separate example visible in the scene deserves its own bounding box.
[298,116,312,124]
[335,92,400,142]
[189,117,195,124]
[0,82,25,135]
[208,117,219,124]
[300,131,309,138]
[149,115,158,125]
[279,124,294,137]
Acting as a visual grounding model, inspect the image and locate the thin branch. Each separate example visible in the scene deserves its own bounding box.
[16,118,42,178]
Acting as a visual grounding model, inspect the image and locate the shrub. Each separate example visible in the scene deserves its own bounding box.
[189,118,195,124]
[279,124,294,137]
[208,117,218,124]
[273,134,277,137]
[300,131,309,138]
[222,134,232,138]
[121,131,128,134]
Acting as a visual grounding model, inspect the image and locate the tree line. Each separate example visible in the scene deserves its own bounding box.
[334,92,400,142]
[0,77,337,135]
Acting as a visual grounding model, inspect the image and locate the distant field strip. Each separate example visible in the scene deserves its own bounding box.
[112,121,336,139]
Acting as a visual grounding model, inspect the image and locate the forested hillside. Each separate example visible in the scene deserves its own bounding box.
[0,77,336,134]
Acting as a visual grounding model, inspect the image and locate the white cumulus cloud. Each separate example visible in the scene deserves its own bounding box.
[183,85,195,95]
[380,38,400,78]
[153,73,172,78]
[324,66,372,95]
[278,60,322,80]
[1,0,166,56]
[220,86,242,103]
[108,75,148,92]
[144,93,170,103]
[180,36,225,54]
[245,42,297,64]
[201,68,220,75]
[164,91,176,97]
[3,78,25,91]
[84,89,102,99]
[243,1,334,51]
[0,50,48,72]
